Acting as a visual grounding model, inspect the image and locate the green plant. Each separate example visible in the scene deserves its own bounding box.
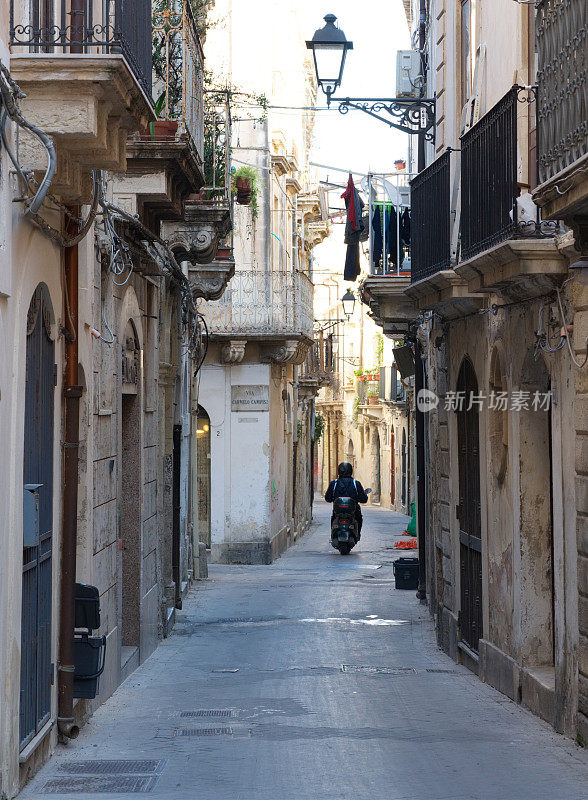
[368,389,379,398]
[232,165,260,221]
[297,420,303,439]
[314,412,325,442]
[376,334,384,367]
[352,396,360,422]
[353,367,364,377]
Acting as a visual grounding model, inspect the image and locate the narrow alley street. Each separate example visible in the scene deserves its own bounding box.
[20,503,587,800]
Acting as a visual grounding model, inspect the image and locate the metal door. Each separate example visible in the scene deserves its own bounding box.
[20,285,55,749]
[172,424,182,608]
[456,358,483,652]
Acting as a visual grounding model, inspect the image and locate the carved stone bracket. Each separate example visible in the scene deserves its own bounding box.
[221,340,247,364]
[189,259,236,302]
[162,202,231,265]
[260,339,310,365]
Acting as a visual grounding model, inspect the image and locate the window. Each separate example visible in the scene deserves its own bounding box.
[461,0,478,106]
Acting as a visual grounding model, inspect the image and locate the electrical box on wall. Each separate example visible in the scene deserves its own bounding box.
[396,50,422,98]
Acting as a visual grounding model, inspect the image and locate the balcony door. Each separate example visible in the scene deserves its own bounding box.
[457,357,483,653]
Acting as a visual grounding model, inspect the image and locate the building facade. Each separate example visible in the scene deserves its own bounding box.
[315,225,412,515]
[197,1,328,564]
[362,0,587,740]
[0,2,231,796]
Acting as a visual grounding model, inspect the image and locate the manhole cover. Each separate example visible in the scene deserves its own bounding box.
[175,727,234,737]
[341,665,417,675]
[43,776,156,793]
[57,760,165,775]
[180,710,236,718]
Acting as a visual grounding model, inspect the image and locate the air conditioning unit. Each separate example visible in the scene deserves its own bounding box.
[396,50,422,98]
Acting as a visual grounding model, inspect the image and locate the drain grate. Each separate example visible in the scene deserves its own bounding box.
[176,727,234,737]
[43,776,156,794]
[341,665,417,675]
[57,760,165,776]
[181,709,236,718]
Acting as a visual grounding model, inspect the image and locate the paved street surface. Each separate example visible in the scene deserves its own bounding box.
[22,502,588,800]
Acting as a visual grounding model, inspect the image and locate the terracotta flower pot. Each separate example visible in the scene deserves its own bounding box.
[368,396,379,405]
[215,247,231,261]
[236,176,252,205]
[141,119,178,141]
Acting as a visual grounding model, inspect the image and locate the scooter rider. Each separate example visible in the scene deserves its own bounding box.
[324,462,369,537]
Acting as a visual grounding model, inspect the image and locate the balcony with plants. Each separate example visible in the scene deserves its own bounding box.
[8,0,154,199]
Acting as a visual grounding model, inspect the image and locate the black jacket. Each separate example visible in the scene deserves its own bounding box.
[324,477,368,505]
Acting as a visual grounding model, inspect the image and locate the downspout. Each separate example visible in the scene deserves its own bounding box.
[57,1,85,739]
[58,208,82,739]
[415,0,428,602]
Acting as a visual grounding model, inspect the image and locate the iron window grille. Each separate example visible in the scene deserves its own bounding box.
[536,0,587,186]
[10,1,153,100]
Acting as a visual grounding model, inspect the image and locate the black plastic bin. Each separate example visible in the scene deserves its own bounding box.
[393,557,419,590]
[73,634,107,699]
[75,582,101,630]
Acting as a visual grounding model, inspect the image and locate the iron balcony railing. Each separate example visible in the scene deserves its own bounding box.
[536,0,587,185]
[10,1,152,99]
[410,152,450,283]
[203,90,232,207]
[202,270,314,339]
[152,1,204,157]
[365,172,415,276]
[461,86,559,261]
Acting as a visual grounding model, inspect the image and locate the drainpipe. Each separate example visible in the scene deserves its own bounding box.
[58,208,82,739]
[415,0,427,602]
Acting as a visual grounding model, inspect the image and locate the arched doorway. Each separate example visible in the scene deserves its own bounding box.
[457,357,483,653]
[21,284,55,749]
[519,350,554,666]
[196,406,211,548]
[390,429,395,505]
[346,438,355,468]
[120,319,142,653]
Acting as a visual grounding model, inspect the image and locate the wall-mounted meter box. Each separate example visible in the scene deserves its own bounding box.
[396,50,422,98]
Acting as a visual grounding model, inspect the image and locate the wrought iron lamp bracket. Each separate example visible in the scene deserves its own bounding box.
[330,96,436,141]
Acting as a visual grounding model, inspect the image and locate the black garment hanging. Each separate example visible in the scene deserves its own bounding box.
[387,206,398,269]
[400,208,411,248]
[372,207,383,271]
[344,240,361,281]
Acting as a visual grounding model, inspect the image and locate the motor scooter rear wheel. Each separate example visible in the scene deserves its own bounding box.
[338,543,351,555]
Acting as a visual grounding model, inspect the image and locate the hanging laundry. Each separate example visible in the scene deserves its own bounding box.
[342,174,367,281]
[372,207,383,272]
[387,205,399,270]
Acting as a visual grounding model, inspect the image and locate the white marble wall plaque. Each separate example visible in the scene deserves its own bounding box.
[231,385,269,412]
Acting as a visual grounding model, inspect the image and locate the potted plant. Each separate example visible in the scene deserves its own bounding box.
[232,166,259,219]
[368,390,380,405]
[354,367,365,382]
[142,91,178,141]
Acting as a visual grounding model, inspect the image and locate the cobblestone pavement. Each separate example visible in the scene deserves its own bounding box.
[20,502,588,800]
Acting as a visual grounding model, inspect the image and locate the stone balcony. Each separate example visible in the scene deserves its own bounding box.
[361,275,418,338]
[200,269,314,364]
[11,55,153,201]
[9,0,154,201]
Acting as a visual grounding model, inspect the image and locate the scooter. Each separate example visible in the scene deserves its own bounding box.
[330,489,371,555]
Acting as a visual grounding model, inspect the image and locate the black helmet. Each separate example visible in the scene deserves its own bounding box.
[338,462,353,478]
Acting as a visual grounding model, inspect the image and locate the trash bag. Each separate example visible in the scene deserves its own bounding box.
[405,501,416,536]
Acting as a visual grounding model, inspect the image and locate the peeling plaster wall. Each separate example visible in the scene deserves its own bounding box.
[425,285,580,734]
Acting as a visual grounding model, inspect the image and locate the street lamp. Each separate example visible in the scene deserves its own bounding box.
[306,14,354,106]
[307,14,436,140]
[341,289,356,319]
